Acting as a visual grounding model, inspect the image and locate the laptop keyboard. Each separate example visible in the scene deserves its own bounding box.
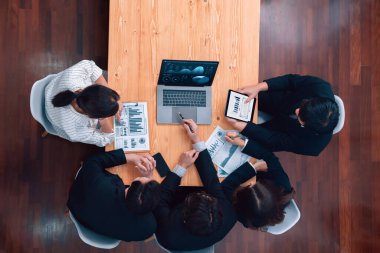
[163,89,207,107]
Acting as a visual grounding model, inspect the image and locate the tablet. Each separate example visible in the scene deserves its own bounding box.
[225,89,256,122]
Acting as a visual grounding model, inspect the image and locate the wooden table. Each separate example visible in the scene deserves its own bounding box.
[107,0,260,186]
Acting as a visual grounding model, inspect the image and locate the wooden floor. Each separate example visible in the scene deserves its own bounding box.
[0,0,379,252]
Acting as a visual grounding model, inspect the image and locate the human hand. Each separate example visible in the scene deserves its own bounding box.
[183,119,200,143]
[115,100,123,122]
[237,82,268,103]
[224,131,245,147]
[178,149,199,168]
[125,153,156,177]
[225,117,247,132]
[251,159,268,172]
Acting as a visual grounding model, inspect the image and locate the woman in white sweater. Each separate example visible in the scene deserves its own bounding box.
[45,60,120,147]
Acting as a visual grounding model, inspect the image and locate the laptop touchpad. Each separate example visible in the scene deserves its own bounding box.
[172,107,197,124]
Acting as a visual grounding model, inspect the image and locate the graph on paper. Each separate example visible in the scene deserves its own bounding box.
[114,102,150,152]
[206,126,251,177]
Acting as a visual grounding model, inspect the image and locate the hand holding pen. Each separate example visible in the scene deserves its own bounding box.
[178,112,194,133]
[224,131,245,148]
[181,118,200,144]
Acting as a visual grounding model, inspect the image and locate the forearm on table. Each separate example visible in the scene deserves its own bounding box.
[99,117,114,133]
[95,75,108,86]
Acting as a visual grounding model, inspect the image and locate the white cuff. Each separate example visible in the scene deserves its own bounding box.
[173,164,187,178]
[247,161,257,174]
[241,139,249,151]
[192,141,206,152]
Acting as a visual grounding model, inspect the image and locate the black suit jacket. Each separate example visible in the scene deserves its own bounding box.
[153,149,237,251]
[67,149,156,241]
[242,74,335,156]
[223,140,292,225]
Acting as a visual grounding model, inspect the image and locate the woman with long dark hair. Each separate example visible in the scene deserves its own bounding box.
[45,60,120,146]
[224,132,294,229]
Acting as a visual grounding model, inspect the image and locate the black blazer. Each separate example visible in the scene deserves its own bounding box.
[223,140,293,225]
[153,149,238,251]
[67,149,156,241]
[242,74,335,156]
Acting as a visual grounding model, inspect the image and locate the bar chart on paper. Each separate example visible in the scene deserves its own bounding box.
[114,102,150,151]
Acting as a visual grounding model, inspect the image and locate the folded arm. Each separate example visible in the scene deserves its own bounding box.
[241,122,296,152]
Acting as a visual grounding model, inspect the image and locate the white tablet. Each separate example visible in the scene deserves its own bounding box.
[225,90,256,122]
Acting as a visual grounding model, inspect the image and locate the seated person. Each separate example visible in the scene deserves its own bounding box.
[154,119,243,251]
[45,60,121,146]
[67,150,160,241]
[227,74,340,156]
[224,132,294,229]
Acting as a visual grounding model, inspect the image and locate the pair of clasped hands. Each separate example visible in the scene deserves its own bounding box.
[123,119,201,178]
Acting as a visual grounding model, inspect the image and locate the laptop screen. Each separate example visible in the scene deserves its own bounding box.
[158,59,219,86]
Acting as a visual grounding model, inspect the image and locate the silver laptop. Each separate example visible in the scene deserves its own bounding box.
[157,59,219,124]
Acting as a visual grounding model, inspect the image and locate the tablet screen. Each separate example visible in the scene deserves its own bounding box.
[225,90,255,122]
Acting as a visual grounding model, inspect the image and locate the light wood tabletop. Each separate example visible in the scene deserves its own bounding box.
[107,0,260,186]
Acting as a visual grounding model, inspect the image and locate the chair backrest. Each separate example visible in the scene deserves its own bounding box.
[69,211,120,249]
[30,74,58,135]
[257,111,273,124]
[333,95,345,134]
[155,236,215,253]
[265,199,300,235]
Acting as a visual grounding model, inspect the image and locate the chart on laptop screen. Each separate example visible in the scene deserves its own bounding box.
[158,60,219,86]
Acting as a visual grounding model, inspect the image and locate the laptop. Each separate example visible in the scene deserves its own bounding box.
[157,59,219,124]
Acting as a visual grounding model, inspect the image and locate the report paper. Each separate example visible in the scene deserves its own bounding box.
[206,126,251,177]
[114,102,150,152]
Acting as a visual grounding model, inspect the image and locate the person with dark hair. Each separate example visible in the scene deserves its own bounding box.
[153,119,242,251]
[223,132,294,229]
[226,74,340,156]
[67,150,160,241]
[45,60,121,146]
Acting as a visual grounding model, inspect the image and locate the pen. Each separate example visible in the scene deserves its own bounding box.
[178,112,194,133]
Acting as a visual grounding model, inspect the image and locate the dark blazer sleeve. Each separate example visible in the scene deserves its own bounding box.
[221,162,257,202]
[79,149,127,178]
[264,74,335,100]
[241,140,292,192]
[194,149,225,199]
[241,122,296,153]
[153,171,181,221]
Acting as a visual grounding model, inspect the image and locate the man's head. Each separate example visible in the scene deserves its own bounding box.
[183,192,223,236]
[297,97,339,134]
[125,177,160,215]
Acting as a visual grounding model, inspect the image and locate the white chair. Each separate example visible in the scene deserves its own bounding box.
[155,236,215,253]
[30,74,58,136]
[68,211,121,249]
[68,166,121,249]
[257,111,273,124]
[333,95,345,134]
[265,199,300,235]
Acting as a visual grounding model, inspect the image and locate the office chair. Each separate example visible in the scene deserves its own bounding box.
[68,166,121,249]
[333,95,345,134]
[30,74,58,136]
[155,236,215,253]
[264,199,301,235]
[257,111,273,124]
[68,211,121,249]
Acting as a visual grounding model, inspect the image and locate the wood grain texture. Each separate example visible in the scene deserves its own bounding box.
[107,0,260,186]
[1,0,380,252]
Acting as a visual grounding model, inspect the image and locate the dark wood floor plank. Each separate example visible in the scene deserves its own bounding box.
[0,0,379,252]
